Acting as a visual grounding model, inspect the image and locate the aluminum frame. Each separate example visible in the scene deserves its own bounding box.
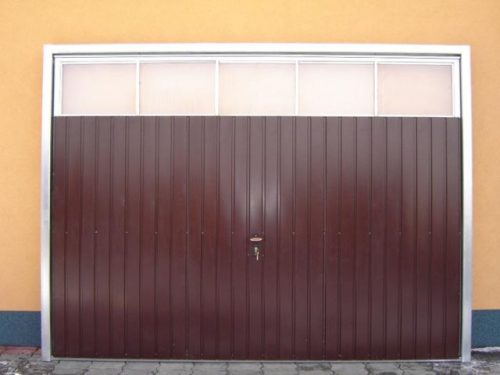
[40,43,472,362]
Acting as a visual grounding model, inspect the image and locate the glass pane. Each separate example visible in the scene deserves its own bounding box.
[378,64,453,116]
[140,62,215,114]
[298,63,374,115]
[219,63,295,115]
[62,63,136,114]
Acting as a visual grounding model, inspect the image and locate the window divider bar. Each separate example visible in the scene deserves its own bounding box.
[452,60,461,117]
[54,61,63,116]
[215,60,220,116]
[135,60,140,115]
[374,62,378,116]
[295,60,299,116]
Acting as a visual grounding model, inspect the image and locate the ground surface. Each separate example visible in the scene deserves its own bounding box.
[1,347,500,374]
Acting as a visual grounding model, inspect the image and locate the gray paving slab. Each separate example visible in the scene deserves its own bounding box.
[52,368,87,375]
[121,370,156,375]
[331,363,368,375]
[85,369,123,375]
[366,362,403,374]
[401,370,436,375]
[157,369,192,375]
[448,369,474,375]
[399,363,434,371]
[193,362,228,369]
[88,361,125,370]
[297,370,332,375]
[297,363,332,371]
[193,370,227,375]
[228,362,262,374]
[193,362,228,374]
[123,361,159,371]
[433,362,471,375]
[158,362,194,371]
[52,361,90,375]
[20,359,57,371]
[262,363,298,374]
[228,362,262,369]
[485,363,500,373]
[55,361,92,369]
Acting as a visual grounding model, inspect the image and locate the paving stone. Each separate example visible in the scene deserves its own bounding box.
[331,363,368,375]
[0,359,24,375]
[55,360,92,369]
[85,369,123,375]
[399,363,434,371]
[157,369,193,375]
[52,368,87,375]
[194,362,227,369]
[228,362,262,374]
[366,363,403,374]
[23,359,56,369]
[449,369,474,375]
[228,362,262,370]
[471,368,490,374]
[366,363,401,370]
[433,362,462,374]
[158,362,194,372]
[434,362,474,375]
[401,370,436,375]
[262,363,297,374]
[297,362,332,373]
[0,368,21,375]
[123,361,159,371]
[89,361,126,370]
[54,361,91,371]
[435,363,473,375]
[20,368,57,375]
[0,362,15,372]
[193,362,228,374]
[121,370,156,375]
[52,362,89,375]
[470,363,491,374]
[486,363,500,373]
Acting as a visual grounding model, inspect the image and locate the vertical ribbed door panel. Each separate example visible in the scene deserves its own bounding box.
[51,116,461,359]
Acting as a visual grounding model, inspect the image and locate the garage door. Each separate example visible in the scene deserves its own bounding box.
[51,115,461,360]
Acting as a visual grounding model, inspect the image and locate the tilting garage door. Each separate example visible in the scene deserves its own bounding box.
[51,115,461,359]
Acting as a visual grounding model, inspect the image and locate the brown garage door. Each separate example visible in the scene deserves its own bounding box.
[51,116,461,360]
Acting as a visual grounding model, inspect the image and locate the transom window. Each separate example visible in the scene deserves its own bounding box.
[55,56,460,117]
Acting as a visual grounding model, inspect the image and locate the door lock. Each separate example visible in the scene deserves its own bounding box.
[249,234,264,261]
[253,246,260,261]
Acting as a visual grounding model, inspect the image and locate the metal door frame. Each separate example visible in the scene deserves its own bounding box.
[40,43,472,362]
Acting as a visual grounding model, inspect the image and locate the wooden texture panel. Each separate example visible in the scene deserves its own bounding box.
[51,116,462,360]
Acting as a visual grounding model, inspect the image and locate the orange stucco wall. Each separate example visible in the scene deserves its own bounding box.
[1,0,499,311]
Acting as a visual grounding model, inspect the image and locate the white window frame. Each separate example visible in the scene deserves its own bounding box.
[41,43,472,362]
